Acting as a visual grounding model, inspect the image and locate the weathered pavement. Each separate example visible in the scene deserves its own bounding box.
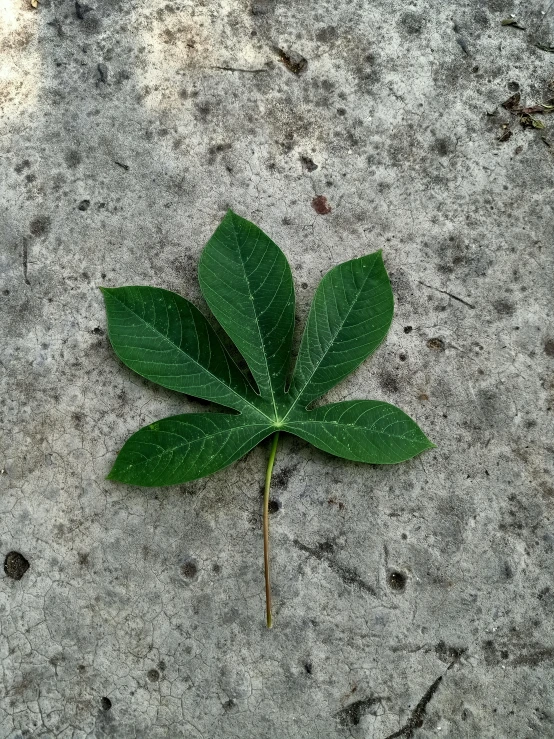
[1,0,554,737]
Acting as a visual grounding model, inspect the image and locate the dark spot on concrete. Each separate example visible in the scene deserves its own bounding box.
[404,326,413,334]
[223,698,236,711]
[15,159,31,174]
[539,482,554,499]
[337,107,346,116]
[101,697,112,711]
[78,664,86,673]
[91,326,104,335]
[212,562,221,574]
[83,15,101,33]
[25,173,36,183]
[147,668,160,682]
[96,63,109,85]
[300,155,318,172]
[482,639,499,666]
[434,137,451,157]
[250,0,274,15]
[3,289,10,295]
[158,660,166,671]
[436,234,470,274]
[208,142,232,164]
[317,540,335,554]
[65,150,82,168]
[435,640,466,663]
[30,216,51,237]
[312,195,331,215]
[195,101,211,120]
[380,372,399,393]
[487,0,514,11]
[304,661,313,674]
[77,552,89,566]
[398,11,425,35]
[493,299,515,316]
[427,337,445,351]
[78,199,91,211]
[181,560,198,579]
[511,647,554,667]
[387,570,407,591]
[75,1,92,20]
[508,80,520,91]
[272,465,296,489]
[4,551,30,580]
[336,697,382,727]
[399,352,407,362]
[72,411,84,429]
[315,26,337,43]
[543,339,554,357]
[276,47,308,75]
[301,282,308,289]
[74,2,100,32]
[268,499,281,514]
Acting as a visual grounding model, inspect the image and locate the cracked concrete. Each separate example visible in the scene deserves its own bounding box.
[1,0,554,736]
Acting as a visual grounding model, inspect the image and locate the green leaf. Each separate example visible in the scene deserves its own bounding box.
[198,210,295,411]
[108,412,273,486]
[283,401,435,464]
[103,212,432,488]
[102,212,437,628]
[100,285,259,413]
[286,251,393,410]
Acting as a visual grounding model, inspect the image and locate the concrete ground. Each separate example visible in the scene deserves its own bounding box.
[1,0,554,737]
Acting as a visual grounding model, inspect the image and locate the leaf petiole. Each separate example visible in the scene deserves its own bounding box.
[263,431,280,628]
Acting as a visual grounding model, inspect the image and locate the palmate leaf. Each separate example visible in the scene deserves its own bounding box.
[102,211,434,626]
[102,210,433,487]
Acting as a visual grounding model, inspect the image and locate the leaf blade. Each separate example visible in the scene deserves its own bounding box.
[198,210,295,412]
[108,413,274,486]
[286,252,394,411]
[101,285,259,414]
[284,400,434,464]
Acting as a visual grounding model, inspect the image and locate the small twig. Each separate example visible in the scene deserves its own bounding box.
[209,66,268,73]
[417,281,475,309]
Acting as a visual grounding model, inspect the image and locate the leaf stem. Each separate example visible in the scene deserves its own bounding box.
[263,431,280,628]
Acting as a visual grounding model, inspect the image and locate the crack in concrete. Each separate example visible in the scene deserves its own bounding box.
[22,237,30,286]
[336,695,386,727]
[291,538,378,597]
[383,659,462,739]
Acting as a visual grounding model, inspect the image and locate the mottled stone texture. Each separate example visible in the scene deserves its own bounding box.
[1,0,554,737]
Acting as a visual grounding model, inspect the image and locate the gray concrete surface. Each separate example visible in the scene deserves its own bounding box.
[2,0,554,736]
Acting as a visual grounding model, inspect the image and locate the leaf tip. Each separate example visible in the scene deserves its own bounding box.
[105,464,120,482]
[224,207,239,224]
